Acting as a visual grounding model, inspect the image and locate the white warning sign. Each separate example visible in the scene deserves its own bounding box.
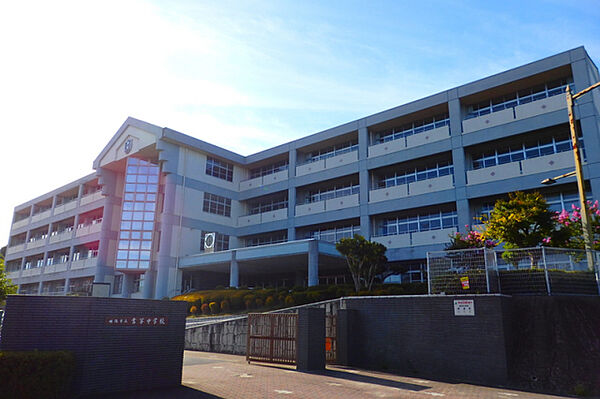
[453,299,475,316]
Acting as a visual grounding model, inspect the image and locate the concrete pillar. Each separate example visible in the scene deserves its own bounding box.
[96,168,117,285]
[142,270,156,299]
[63,278,70,295]
[297,307,325,371]
[308,240,319,287]
[358,125,369,160]
[287,186,296,241]
[122,273,134,298]
[457,199,471,233]
[156,173,178,299]
[229,251,239,288]
[36,281,43,295]
[448,91,463,136]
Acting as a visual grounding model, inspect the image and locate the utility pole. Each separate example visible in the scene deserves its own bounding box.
[565,82,600,270]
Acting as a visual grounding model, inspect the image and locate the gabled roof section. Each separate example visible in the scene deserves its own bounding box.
[93,117,163,169]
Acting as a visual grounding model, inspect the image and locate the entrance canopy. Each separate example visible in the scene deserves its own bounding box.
[178,239,347,286]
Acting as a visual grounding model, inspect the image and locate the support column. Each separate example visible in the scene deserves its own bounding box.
[122,273,134,298]
[287,148,297,241]
[142,270,156,298]
[155,173,178,299]
[308,240,319,287]
[229,251,239,288]
[358,125,371,239]
[457,198,471,233]
[95,168,117,285]
[63,278,70,295]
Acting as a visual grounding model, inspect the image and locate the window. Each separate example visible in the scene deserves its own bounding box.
[472,136,581,170]
[245,232,287,247]
[307,184,359,204]
[117,157,159,270]
[380,210,458,236]
[200,231,230,252]
[206,156,233,182]
[249,160,289,179]
[374,113,450,144]
[465,78,572,119]
[248,197,288,214]
[378,162,454,188]
[203,192,232,217]
[305,141,358,164]
[308,224,360,243]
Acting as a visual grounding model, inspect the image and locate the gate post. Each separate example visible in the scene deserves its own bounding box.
[297,308,325,371]
[336,308,357,366]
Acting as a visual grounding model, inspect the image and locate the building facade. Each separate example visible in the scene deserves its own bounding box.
[5,47,600,299]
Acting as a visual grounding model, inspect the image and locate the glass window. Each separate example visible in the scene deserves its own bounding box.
[206,156,234,181]
[117,157,159,270]
[203,192,232,217]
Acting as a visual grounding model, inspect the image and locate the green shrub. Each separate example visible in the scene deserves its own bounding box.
[0,351,76,399]
[265,296,275,307]
[284,295,295,306]
[201,303,210,315]
[209,301,219,314]
[220,300,230,313]
[255,298,264,308]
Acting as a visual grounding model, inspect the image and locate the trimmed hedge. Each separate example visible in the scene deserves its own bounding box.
[0,351,75,399]
[175,283,428,315]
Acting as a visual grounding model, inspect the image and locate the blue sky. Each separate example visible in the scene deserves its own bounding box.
[1,0,599,245]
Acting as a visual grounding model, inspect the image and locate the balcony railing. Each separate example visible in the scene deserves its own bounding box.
[240,169,289,191]
[75,219,103,237]
[372,227,457,248]
[296,147,358,176]
[238,208,288,227]
[467,151,574,185]
[369,174,454,203]
[463,88,568,134]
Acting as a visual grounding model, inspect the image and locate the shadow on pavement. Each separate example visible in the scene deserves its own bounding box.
[81,385,223,399]
[250,362,430,392]
[321,369,430,391]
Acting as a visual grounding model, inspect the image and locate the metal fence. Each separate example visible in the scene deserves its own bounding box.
[427,247,600,296]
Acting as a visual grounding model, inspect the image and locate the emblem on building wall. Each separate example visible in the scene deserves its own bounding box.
[124,139,133,154]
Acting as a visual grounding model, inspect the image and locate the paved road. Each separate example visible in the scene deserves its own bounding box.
[87,351,579,398]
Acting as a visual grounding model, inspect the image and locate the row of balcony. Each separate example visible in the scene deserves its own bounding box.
[235,93,566,191]
[6,220,103,256]
[12,190,104,229]
[238,150,574,227]
[8,256,98,281]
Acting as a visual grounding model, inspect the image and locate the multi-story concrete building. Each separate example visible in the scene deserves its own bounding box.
[5,47,600,299]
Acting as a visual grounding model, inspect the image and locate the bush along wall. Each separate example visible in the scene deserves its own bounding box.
[0,351,76,399]
[174,283,428,315]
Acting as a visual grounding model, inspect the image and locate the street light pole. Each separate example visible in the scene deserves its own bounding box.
[565,83,600,270]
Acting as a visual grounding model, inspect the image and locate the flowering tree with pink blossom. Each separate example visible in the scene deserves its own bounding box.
[446,228,497,250]
[545,200,600,250]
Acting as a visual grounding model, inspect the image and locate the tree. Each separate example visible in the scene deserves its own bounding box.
[0,249,18,305]
[546,200,600,250]
[446,229,497,250]
[484,191,569,268]
[336,235,387,292]
[484,192,564,249]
